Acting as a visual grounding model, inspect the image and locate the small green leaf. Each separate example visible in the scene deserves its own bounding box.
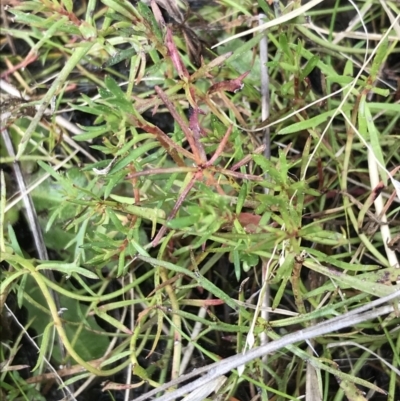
[8,9,46,26]
[72,104,111,117]
[101,0,139,21]
[36,262,99,279]
[37,161,77,194]
[117,248,126,277]
[32,322,54,372]
[368,102,400,114]
[106,208,128,234]
[370,37,388,83]
[278,149,289,185]
[123,204,166,220]
[241,252,259,272]
[365,103,386,179]
[79,21,97,39]
[343,58,353,77]
[99,87,113,99]
[17,274,28,309]
[299,226,346,245]
[211,115,228,138]
[137,1,163,42]
[105,98,134,114]
[96,308,131,333]
[104,76,128,100]
[233,249,241,281]
[236,182,247,214]
[129,238,149,257]
[74,125,110,141]
[371,87,389,97]
[133,363,150,380]
[257,0,270,14]
[168,214,200,229]
[279,33,293,63]
[7,224,23,257]
[305,248,378,272]
[299,55,320,81]
[358,94,368,138]
[272,252,295,309]
[63,0,73,13]
[109,194,137,205]
[252,155,282,182]
[104,171,127,199]
[111,141,160,174]
[279,62,298,73]
[278,110,335,134]
[103,47,137,67]
[0,269,26,296]
[339,378,368,400]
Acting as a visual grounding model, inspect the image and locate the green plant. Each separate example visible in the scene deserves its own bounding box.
[1,0,400,400]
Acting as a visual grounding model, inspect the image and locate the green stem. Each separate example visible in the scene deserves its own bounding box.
[1,253,138,376]
[29,264,130,376]
[40,268,154,302]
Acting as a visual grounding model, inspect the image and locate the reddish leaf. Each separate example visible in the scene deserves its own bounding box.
[207,71,250,95]
[237,212,261,233]
[165,27,189,79]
